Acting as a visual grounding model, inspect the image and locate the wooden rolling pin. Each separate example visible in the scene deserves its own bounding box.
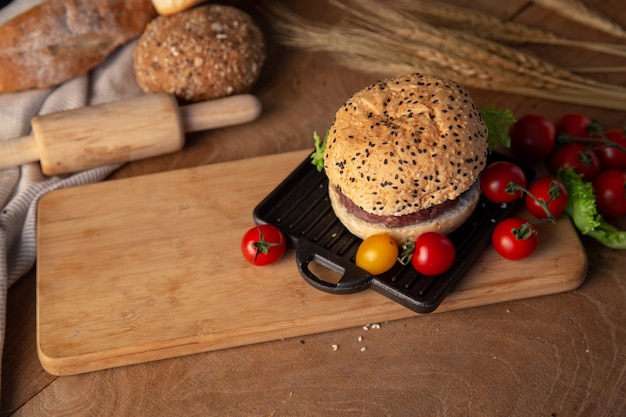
[0,93,261,175]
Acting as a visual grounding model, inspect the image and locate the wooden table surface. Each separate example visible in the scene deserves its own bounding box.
[2,0,626,415]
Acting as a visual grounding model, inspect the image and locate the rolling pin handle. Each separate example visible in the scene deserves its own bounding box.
[179,94,262,133]
[0,134,39,170]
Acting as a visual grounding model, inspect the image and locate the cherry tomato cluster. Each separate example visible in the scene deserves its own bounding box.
[479,159,569,260]
[356,232,456,277]
[484,112,626,260]
[240,222,457,277]
[510,113,626,219]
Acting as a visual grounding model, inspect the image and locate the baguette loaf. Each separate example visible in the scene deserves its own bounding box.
[0,0,157,93]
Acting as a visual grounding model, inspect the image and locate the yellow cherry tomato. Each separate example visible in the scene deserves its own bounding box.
[355,234,399,275]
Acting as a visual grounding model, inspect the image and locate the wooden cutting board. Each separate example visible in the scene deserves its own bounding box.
[36,150,588,376]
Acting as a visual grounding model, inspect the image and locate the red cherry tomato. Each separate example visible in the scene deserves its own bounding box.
[524,177,569,219]
[594,129,626,171]
[492,217,538,260]
[411,232,456,276]
[555,113,592,138]
[509,114,556,162]
[592,170,626,218]
[547,144,601,181]
[480,161,527,203]
[241,224,287,266]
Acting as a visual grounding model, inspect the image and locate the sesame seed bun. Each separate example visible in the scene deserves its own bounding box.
[324,73,488,243]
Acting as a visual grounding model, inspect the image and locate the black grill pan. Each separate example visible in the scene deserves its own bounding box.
[253,152,535,314]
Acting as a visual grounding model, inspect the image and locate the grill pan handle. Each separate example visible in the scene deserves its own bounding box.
[295,240,372,294]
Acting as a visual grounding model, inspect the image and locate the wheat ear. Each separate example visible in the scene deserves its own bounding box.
[532,0,626,39]
[263,0,626,111]
[393,0,626,59]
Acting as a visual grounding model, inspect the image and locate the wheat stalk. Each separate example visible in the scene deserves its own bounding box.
[262,0,626,111]
[333,48,626,110]
[532,0,626,40]
[334,0,626,94]
[569,65,626,73]
[392,0,626,59]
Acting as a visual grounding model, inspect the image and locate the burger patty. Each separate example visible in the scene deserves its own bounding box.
[336,183,475,228]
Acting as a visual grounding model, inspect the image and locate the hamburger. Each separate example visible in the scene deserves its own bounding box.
[323,73,489,244]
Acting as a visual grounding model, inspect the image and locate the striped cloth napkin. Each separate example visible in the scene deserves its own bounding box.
[0,0,143,390]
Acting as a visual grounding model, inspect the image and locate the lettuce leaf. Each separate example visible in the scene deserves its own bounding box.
[557,167,626,249]
[310,131,328,172]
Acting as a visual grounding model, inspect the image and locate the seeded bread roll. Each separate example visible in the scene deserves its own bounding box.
[0,0,157,93]
[132,4,265,102]
[324,73,488,243]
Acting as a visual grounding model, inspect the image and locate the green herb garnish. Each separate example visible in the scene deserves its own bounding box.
[479,105,516,153]
[311,130,329,172]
